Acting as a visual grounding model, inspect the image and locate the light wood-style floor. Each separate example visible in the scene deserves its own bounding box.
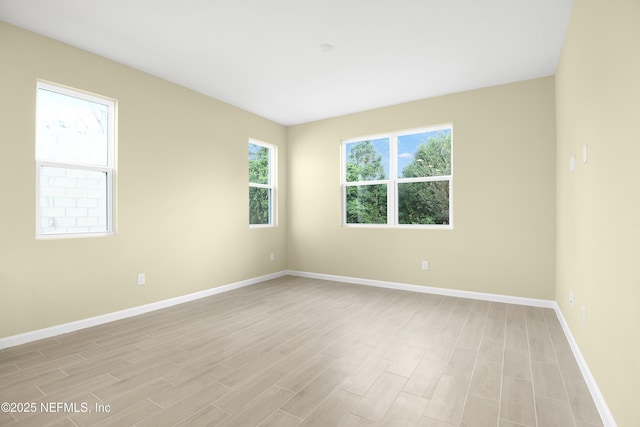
[0,276,603,427]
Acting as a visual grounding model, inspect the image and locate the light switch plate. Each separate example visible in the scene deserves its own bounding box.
[570,154,576,172]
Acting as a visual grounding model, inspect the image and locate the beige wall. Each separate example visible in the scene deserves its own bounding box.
[555,0,640,425]
[287,78,557,299]
[0,22,287,338]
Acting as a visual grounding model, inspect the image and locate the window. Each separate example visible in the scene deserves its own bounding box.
[342,125,452,228]
[249,140,275,226]
[35,82,116,237]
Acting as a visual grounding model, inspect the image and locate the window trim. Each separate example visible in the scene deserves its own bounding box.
[341,124,453,229]
[248,139,276,228]
[35,81,116,239]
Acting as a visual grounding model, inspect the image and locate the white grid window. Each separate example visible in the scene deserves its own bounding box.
[249,139,275,227]
[35,82,116,238]
[342,124,453,228]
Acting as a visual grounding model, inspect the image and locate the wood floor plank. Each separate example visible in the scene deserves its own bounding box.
[535,396,576,427]
[62,355,130,379]
[282,367,349,419]
[0,367,68,397]
[149,364,234,408]
[531,361,569,401]
[423,334,456,363]
[459,395,499,427]
[443,348,475,379]
[278,354,335,392]
[500,377,536,426]
[339,356,388,396]
[455,324,484,352]
[505,325,529,351]
[90,362,174,402]
[423,374,469,425]
[379,392,428,426]
[526,320,556,364]
[499,419,531,427]
[477,336,504,365]
[503,347,532,381]
[468,358,501,401]
[90,398,162,427]
[217,385,295,427]
[337,414,377,426]
[219,350,286,388]
[419,416,458,427]
[385,344,424,378]
[484,318,506,341]
[351,372,408,422]
[38,371,117,397]
[214,366,288,414]
[563,375,604,426]
[403,358,447,399]
[173,404,230,427]
[136,382,230,427]
[257,409,303,427]
[299,387,361,427]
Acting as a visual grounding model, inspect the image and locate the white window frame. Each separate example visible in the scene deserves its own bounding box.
[342,124,453,229]
[35,81,116,239]
[249,139,276,228]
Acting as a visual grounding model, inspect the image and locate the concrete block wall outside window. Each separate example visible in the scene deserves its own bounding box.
[39,166,108,234]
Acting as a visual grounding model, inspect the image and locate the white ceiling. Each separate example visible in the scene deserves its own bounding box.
[0,0,574,126]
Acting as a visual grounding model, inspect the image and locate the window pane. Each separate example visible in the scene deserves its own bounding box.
[398,181,449,225]
[249,186,271,225]
[346,184,387,224]
[40,166,108,234]
[398,129,451,178]
[249,143,270,185]
[345,138,389,182]
[36,88,110,166]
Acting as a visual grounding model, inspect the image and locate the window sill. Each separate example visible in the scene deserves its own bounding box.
[36,231,115,240]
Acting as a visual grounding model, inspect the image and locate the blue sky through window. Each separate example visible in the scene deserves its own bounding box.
[397,129,451,177]
[345,137,390,179]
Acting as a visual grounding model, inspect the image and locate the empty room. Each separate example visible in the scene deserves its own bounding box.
[0,0,637,426]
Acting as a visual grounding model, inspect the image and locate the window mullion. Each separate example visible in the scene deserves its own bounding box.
[389,134,398,225]
[106,169,114,232]
[249,182,272,189]
[397,175,452,184]
[38,160,110,174]
[344,179,387,187]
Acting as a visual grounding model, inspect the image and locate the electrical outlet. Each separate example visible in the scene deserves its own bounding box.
[137,273,145,285]
[421,260,429,271]
[582,306,587,325]
[569,290,574,307]
[270,253,275,261]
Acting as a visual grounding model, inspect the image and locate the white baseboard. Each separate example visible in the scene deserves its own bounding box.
[286,270,556,308]
[0,271,287,350]
[287,269,615,427]
[553,304,617,427]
